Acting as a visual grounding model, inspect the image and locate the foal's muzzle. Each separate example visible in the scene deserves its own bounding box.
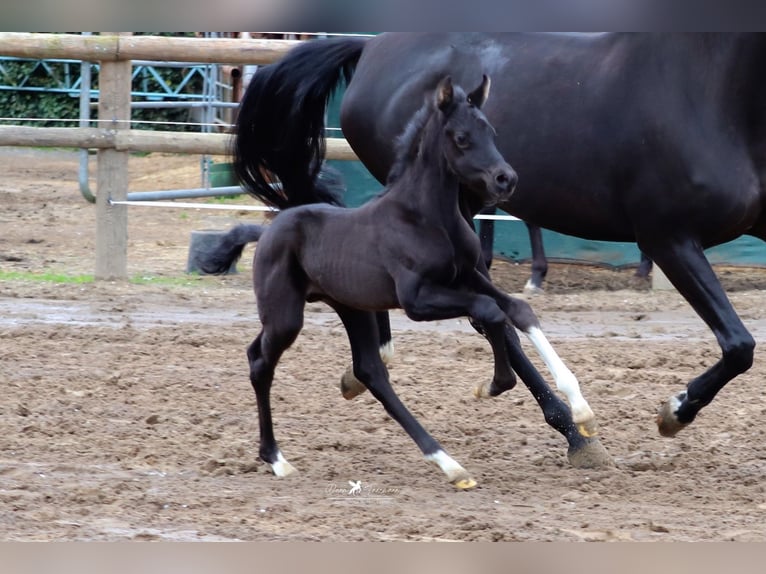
[490,164,518,202]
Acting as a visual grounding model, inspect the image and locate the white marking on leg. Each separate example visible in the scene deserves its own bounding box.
[667,392,684,417]
[270,451,297,478]
[525,326,594,424]
[425,450,471,485]
[379,340,395,364]
[523,278,543,293]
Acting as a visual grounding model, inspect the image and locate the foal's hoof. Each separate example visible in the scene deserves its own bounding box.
[575,417,599,439]
[472,378,516,399]
[453,476,478,490]
[340,367,367,400]
[656,397,688,437]
[270,457,298,478]
[473,382,492,399]
[426,451,477,490]
[567,438,614,469]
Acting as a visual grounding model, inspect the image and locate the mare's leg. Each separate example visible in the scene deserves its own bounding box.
[635,252,653,279]
[333,304,476,489]
[525,222,548,293]
[642,239,755,436]
[339,311,393,400]
[249,286,306,477]
[477,206,496,270]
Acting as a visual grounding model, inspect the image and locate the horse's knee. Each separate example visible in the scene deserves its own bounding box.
[506,298,539,332]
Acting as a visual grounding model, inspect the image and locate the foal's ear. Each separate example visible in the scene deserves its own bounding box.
[436,76,454,111]
[467,74,491,109]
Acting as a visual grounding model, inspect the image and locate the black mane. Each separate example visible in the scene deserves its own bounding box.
[385,86,464,186]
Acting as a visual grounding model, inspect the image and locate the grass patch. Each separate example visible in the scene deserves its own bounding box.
[205,194,246,204]
[0,270,94,284]
[0,270,213,287]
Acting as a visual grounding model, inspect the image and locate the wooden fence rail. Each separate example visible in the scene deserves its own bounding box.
[0,126,356,158]
[0,32,302,64]
[0,33,357,279]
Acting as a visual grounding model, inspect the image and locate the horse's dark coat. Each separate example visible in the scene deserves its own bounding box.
[237,77,541,485]
[232,32,766,438]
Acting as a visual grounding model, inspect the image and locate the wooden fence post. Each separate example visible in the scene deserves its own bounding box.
[95,33,132,280]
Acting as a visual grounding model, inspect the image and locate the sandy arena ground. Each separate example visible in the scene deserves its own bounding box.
[2,147,766,541]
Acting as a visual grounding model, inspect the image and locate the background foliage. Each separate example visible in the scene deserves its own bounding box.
[0,33,208,132]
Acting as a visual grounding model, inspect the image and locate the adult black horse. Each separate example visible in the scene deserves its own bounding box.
[232,33,766,440]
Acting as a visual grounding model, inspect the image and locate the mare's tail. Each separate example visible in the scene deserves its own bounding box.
[233,37,368,210]
[196,224,266,275]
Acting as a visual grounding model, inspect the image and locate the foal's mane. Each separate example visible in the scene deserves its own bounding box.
[386,87,458,186]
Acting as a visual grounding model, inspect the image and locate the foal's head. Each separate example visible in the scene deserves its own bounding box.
[390,75,517,206]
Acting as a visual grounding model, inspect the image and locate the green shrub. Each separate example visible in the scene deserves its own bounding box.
[0,33,208,132]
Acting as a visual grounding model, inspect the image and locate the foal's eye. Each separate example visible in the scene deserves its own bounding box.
[454,133,470,149]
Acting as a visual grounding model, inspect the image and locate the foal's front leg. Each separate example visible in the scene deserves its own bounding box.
[396,273,518,395]
[466,271,611,467]
[479,297,597,436]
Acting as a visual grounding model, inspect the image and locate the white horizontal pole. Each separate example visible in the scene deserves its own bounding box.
[111,200,521,220]
[110,200,277,212]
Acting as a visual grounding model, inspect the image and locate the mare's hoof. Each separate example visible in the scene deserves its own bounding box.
[656,399,688,437]
[340,367,367,400]
[567,438,614,469]
[453,477,477,490]
[523,279,544,294]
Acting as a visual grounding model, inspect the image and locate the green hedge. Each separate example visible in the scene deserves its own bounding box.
[0,60,204,132]
[0,33,207,132]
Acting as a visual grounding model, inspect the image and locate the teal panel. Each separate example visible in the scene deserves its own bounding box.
[327,158,382,208]
[328,155,766,269]
[494,221,642,267]
[706,236,766,266]
[494,220,766,268]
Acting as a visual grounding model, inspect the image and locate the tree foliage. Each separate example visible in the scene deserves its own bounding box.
[1,53,208,131]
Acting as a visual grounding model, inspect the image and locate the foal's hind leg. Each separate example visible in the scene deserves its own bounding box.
[339,311,392,400]
[248,302,305,478]
[334,304,476,489]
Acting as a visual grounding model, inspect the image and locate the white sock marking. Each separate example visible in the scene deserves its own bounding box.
[525,326,594,424]
[425,450,468,483]
[270,451,296,477]
[379,340,395,364]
